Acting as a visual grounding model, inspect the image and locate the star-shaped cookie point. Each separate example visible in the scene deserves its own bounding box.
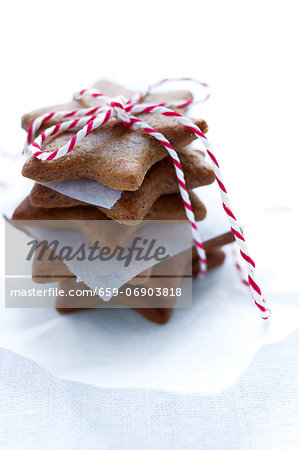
[21,81,208,191]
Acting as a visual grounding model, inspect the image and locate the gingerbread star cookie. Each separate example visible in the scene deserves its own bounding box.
[54,246,226,324]
[30,147,215,223]
[22,81,208,191]
[13,191,206,250]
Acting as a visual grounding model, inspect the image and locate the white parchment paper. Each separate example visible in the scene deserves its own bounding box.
[1,179,298,393]
[13,222,193,301]
[39,179,122,209]
[0,239,298,393]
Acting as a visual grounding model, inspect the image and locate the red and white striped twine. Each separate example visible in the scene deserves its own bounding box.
[24,78,271,319]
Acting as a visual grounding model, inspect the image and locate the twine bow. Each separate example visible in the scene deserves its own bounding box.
[24,78,271,319]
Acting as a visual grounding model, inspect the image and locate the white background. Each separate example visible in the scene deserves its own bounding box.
[0,0,298,214]
[0,1,299,449]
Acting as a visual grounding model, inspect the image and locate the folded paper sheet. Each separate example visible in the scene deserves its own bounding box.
[6,221,193,302]
[39,179,122,209]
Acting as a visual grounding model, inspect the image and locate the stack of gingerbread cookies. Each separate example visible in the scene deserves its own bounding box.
[13,80,234,323]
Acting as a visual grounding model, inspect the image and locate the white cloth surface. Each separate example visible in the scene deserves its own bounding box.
[1,250,299,393]
[0,331,298,450]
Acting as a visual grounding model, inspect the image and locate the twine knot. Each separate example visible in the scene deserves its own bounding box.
[109,95,132,125]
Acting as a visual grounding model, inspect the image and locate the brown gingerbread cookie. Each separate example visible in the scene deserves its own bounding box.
[31,230,233,286]
[13,191,206,255]
[22,81,208,191]
[54,246,226,324]
[14,191,206,222]
[30,147,215,223]
[191,246,226,277]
